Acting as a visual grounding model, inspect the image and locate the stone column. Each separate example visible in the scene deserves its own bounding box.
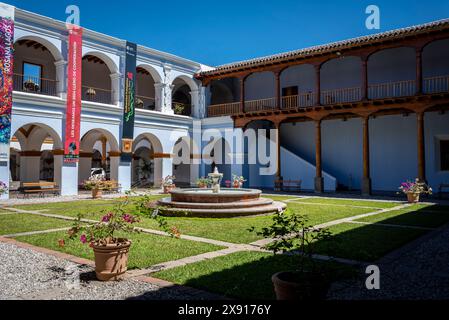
[110,72,121,106]
[314,120,324,193]
[0,145,10,200]
[361,116,372,195]
[54,60,67,98]
[417,111,426,182]
[118,160,132,192]
[19,151,41,182]
[78,152,92,183]
[154,82,164,112]
[54,155,79,196]
[190,89,200,118]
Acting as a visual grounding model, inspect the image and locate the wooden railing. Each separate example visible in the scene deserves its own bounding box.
[281,93,315,109]
[244,97,276,112]
[82,86,113,104]
[208,102,241,117]
[136,95,155,110]
[321,87,361,105]
[368,80,416,99]
[13,74,58,96]
[424,75,449,94]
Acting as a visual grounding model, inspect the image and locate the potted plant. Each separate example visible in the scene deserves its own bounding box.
[84,175,107,199]
[224,180,231,188]
[196,177,210,189]
[399,178,432,203]
[232,174,246,188]
[0,181,8,195]
[162,175,176,194]
[64,199,140,281]
[250,210,332,300]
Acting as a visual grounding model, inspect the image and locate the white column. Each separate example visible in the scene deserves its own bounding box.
[162,157,173,181]
[0,146,10,200]
[162,84,174,115]
[154,82,164,112]
[110,72,121,106]
[190,89,200,118]
[118,161,131,193]
[54,155,79,196]
[20,156,40,182]
[54,60,67,98]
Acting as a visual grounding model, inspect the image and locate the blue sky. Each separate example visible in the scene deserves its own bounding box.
[6,0,449,66]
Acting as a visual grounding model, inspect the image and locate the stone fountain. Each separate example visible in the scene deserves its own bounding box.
[157,168,286,218]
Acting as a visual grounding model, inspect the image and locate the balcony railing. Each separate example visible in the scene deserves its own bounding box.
[244,97,276,113]
[13,74,58,96]
[281,92,316,109]
[424,75,449,94]
[82,86,113,104]
[368,80,416,99]
[208,102,241,117]
[321,87,361,105]
[136,95,155,110]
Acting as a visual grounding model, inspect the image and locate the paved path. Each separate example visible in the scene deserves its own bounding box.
[327,223,449,300]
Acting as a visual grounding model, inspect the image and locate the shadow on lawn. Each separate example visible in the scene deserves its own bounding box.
[129,204,449,300]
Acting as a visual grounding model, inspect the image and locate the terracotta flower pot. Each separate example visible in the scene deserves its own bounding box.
[407,192,420,203]
[272,271,329,300]
[233,182,241,188]
[92,188,102,199]
[91,240,131,281]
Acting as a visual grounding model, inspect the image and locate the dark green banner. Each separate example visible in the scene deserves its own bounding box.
[120,41,137,162]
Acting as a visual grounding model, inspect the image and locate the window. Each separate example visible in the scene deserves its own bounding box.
[22,62,42,92]
[441,140,449,171]
[282,86,298,97]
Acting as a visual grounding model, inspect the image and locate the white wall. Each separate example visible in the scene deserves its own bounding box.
[245,71,275,100]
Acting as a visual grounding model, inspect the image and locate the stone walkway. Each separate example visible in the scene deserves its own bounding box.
[327,222,449,300]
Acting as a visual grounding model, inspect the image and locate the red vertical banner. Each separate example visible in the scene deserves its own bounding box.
[64,26,83,163]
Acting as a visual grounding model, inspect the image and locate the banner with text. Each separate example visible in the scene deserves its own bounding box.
[64,25,83,163]
[120,41,137,162]
[0,4,14,161]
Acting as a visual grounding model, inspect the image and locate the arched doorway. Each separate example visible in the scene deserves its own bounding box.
[82,53,117,104]
[133,133,163,187]
[172,137,192,187]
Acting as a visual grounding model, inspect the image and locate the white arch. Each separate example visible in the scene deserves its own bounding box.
[80,128,120,152]
[12,123,63,150]
[171,74,199,92]
[14,35,63,62]
[136,63,163,83]
[82,50,119,74]
[134,132,163,153]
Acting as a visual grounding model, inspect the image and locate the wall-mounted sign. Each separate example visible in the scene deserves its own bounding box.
[64,25,83,163]
[120,41,137,162]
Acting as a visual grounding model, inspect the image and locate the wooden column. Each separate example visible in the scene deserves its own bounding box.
[275,122,282,180]
[416,47,423,94]
[361,56,368,100]
[275,71,281,110]
[240,76,246,113]
[101,136,107,166]
[361,116,372,195]
[315,119,324,193]
[417,111,426,182]
[314,64,321,106]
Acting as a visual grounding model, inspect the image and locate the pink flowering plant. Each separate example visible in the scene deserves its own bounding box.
[399,178,432,195]
[0,181,8,195]
[64,197,140,247]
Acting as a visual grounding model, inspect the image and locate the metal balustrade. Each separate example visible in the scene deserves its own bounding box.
[82,86,113,104]
[13,74,58,96]
[368,80,416,99]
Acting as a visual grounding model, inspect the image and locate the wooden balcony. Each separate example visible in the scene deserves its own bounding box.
[13,74,58,97]
[207,75,449,118]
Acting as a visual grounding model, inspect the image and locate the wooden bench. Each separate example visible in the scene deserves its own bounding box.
[274,179,302,192]
[20,182,60,198]
[439,184,449,199]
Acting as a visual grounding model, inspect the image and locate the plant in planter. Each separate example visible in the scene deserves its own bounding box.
[65,199,140,281]
[250,210,333,300]
[162,175,176,194]
[0,181,8,195]
[224,180,231,188]
[196,177,210,189]
[232,174,246,188]
[83,175,107,199]
[398,178,432,203]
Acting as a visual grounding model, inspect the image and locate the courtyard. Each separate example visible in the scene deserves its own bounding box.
[1,192,449,300]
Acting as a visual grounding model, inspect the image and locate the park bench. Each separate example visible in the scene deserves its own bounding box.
[274,179,302,192]
[439,183,449,199]
[20,182,60,198]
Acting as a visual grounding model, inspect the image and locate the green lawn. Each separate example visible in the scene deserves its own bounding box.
[154,251,356,300]
[16,231,222,270]
[313,222,427,261]
[355,204,449,228]
[0,213,74,236]
[291,197,401,209]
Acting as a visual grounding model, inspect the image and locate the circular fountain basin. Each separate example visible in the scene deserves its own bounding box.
[157,188,286,218]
